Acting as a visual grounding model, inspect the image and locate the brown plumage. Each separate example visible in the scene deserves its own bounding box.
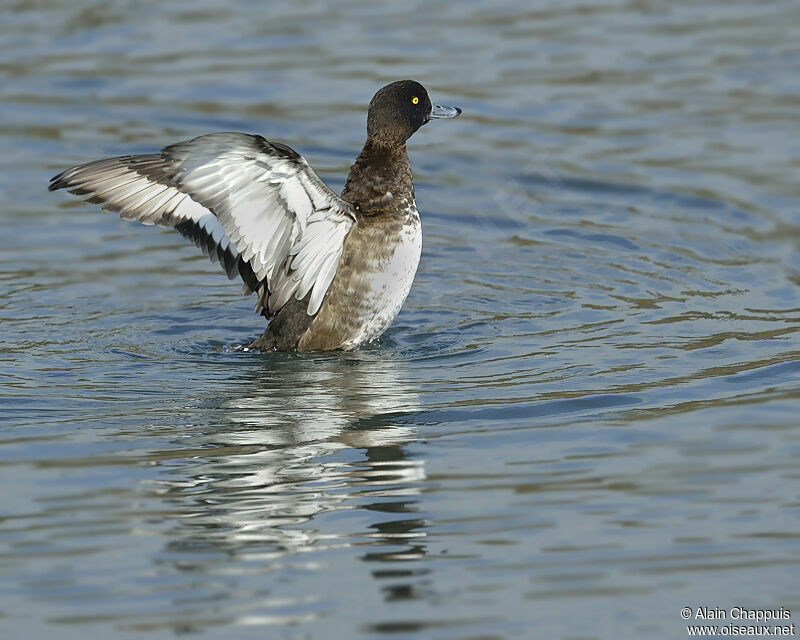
[49,80,461,351]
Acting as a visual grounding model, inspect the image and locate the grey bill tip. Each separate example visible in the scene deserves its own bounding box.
[430,104,462,119]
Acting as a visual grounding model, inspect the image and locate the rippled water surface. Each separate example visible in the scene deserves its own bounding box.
[2,1,800,638]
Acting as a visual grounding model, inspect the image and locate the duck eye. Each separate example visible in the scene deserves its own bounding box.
[412,97,419,105]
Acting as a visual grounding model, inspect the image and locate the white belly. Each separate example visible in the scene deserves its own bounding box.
[342,209,422,348]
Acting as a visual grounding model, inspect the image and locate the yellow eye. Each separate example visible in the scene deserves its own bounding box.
[412,96,419,105]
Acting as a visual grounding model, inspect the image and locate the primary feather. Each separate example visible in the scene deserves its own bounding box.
[49,133,356,316]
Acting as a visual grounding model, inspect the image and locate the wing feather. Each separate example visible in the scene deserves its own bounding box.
[50,132,356,317]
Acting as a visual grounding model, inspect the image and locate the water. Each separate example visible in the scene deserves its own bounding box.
[2,1,800,638]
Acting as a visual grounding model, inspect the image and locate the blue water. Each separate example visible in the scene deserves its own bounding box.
[2,1,800,638]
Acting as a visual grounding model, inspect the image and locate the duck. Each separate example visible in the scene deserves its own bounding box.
[49,80,461,351]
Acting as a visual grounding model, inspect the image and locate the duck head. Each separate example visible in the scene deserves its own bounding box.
[366,80,461,145]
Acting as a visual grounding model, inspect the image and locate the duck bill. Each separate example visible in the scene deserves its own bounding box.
[429,104,462,119]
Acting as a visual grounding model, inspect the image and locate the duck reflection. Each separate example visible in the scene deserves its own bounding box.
[151,350,427,565]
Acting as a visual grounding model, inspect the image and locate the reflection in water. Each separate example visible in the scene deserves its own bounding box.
[146,353,427,628]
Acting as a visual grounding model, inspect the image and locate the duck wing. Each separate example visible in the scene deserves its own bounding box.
[49,132,356,317]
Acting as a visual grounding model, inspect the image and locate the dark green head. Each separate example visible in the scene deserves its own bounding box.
[366,80,461,145]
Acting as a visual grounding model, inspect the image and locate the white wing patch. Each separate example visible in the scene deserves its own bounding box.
[50,133,356,316]
[269,210,352,315]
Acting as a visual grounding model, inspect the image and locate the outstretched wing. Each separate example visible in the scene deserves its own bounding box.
[49,132,356,317]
